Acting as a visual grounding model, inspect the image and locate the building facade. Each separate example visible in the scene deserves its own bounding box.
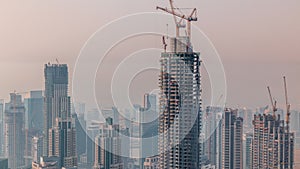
[252,113,294,169]
[44,63,77,168]
[32,156,60,169]
[32,136,43,164]
[143,155,159,169]
[0,158,8,169]
[244,133,253,169]
[0,100,4,157]
[221,108,243,169]
[158,37,202,168]
[4,93,25,169]
[23,90,44,166]
[93,118,122,169]
[203,106,223,168]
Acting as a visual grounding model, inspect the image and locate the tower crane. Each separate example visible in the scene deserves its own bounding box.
[156,0,197,39]
[12,91,28,168]
[267,86,277,119]
[283,76,291,132]
[162,36,167,52]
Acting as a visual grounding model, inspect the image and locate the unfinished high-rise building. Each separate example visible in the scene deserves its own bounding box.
[157,2,202,168]
[251,114,294,169]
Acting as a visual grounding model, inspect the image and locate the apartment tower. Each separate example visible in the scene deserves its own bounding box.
[252,113,294,169]
[221,108,243,169]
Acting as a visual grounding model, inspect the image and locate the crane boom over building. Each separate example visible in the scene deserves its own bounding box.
[267,86,277,118]
[156,0,197,40]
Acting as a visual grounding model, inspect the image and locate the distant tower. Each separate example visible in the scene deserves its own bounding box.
[244,133,253,169]
[43,63,77,168]
[221,108,243,169]
[24,90,44,131]
[0,99,4,156]
[203,106,223,168]
[24,90,44,166]
[93,118,122,169]
[251,114,294,169]
[4,93,25,169]
[144,94,157,113]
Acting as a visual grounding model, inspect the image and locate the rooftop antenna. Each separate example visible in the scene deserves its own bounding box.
[283,76,291,132]
[166,24,169,39]
[267,86,277,119]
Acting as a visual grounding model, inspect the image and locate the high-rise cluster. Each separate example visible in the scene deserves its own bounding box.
[251,114,294,169]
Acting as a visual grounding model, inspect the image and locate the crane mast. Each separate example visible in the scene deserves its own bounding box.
[156,0,197,41]
[283,76,291,132]
[267,86,277,119]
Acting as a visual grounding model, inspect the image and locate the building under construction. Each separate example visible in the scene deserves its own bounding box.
[157,1,202,168]
[251,114,294,169]
[251,77,294,169]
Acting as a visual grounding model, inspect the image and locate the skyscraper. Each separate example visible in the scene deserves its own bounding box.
[24,90,44,131]
[0,99,4,157]
[93,118,122,169]
[221,108,243,169]
[4,93,25,169]
[251,113,294,169]
[203,106,222,169]
[24,90,44,166]
[43,63,77,168]
[138,94,158,168]
[156,1,202,166]
[158,37,201,168]
[244,133,253,169]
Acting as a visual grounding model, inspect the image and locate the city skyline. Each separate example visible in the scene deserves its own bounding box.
[0,0,299,109]
[0,1,299,169]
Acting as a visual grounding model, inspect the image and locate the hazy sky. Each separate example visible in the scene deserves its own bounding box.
[0,0,299,110]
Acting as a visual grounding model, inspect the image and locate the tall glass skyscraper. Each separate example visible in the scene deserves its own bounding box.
[43,63,77,168]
